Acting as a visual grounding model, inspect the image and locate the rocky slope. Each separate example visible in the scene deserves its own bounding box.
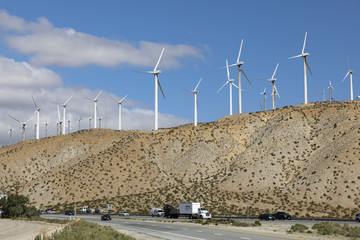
[1,101,360,218]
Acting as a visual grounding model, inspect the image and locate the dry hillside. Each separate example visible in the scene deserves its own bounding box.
[1,101,360,218]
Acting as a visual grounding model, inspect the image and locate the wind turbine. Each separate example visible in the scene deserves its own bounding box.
[341,57,355,100]
[85,91,102,129]
[9,115,34,141]
[88,116,92,129]
[8,125,14,145]
[289,32,312,104]
[321,90,325,101]
[228,39,251,114]
[56,96,72,135]
[185,78,202,127]
[77,116,82,131]
[56,104,63,135]
[217,59,238,115]
[261,63,280,110]
[135,48,165,130]
[42,122,49,137]
[111,95,127,130]
[328,81,334,102]
[32,96,41,140]
[260,88,266,111]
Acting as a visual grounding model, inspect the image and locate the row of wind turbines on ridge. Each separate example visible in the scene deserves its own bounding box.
[7,32,358,144]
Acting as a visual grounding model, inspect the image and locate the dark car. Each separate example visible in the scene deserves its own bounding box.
[273,211,291,220]
[259,213,275,221]
[355,213,360,222]
[65,210,74,215]
[101,214,111,221]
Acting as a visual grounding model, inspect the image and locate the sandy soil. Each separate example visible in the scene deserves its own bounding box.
[0,219,60,240]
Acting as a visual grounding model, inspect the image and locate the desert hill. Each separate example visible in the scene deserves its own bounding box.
[1,101,360,218]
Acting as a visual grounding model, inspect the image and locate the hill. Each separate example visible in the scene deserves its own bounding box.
[1,101,360,218]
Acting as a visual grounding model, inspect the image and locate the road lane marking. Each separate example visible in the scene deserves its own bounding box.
[214,233,222,235]
[134,227,207,240]
[240,237,251,240]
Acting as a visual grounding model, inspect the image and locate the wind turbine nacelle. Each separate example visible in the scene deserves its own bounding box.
[236,61,244,66]
[153,70,162,75]
[302,53,310,57]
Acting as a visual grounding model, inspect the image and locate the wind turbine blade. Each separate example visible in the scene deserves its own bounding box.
[347,56,350,71]
[217,81,228,93]
[226,59,230,81]
[64,96,72,105]
[232,82,239,89]
[32,96,38,109]
[134,70,155,74]
[274,84,280,98]
[9,115,21,124]
[342,72,350,82]
[240,69,251,85]
[95,90,102,100]
[302,32,307,54]
[154,48,165,71]
[305,59,312,75]
[110,96,118,103]
[271,63,279,79]
[158,79,166,99]
[288,54,302,59]
[57,105,61,121]
[227,63,237,68]
[120,94,128,103]
[236,39,243,63]
[194,78,202,91]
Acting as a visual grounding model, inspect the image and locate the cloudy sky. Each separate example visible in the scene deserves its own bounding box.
[0,0,359,145]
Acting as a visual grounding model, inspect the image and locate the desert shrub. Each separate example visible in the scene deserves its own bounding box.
[0,194,40,219]
[36,219,135,240]
[291,224,309,233]
[312,222,347,236]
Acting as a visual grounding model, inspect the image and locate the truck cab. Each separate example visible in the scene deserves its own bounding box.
[198,207,211,219]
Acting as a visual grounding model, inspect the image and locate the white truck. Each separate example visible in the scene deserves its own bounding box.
[164,202,211,219]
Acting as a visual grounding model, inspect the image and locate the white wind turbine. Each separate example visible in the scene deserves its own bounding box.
[57,104,63,135]
[260,88,266,111]
[261,63,280,110]
[217,59,238,115]
[32,96,41,140]
[56,96,72,135]
[88,116,92,129]
[85,91,102,129]
[8,125,14,145]
[9,115,34,141]
[135,48,165,130]
[289,32,312,104]
[185,78,202,127]
[328,81,334,102]
[77,116,82,131]
[43,122,49,137]
[341,57,355,100]
[111,95,127,130]
[228,39,251,114]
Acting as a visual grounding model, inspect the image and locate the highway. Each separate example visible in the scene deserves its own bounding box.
[41,214,336,240]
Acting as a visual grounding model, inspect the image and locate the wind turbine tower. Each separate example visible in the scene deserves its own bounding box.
[260,88,266,111]
[186,78,202,127]
[217,60,238,115]
[135,48,166,130]
[86,91,102,129]
[60,96,72,135]
[32,96,41,140]
[8,126,14,145]
[111,95,127,130]
[228,39,251,114]
[342,57,355,100]
[289,32,312,104]
[262,63,280,110]
[9,115,33,141]
[328,81,334,102]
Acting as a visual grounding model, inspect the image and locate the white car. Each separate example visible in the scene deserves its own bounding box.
[119,211,130,216]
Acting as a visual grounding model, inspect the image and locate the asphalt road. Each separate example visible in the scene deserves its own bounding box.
[41,214,339,240]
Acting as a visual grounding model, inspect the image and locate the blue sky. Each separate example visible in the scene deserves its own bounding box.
[0,0,359,145]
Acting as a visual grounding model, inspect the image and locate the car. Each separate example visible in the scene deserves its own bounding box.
[150,208,165,217]
[119,211,130,216]
[45,209,55,214]
[355,213,360,222]
[65,210,74,215]
[40,210,46,214]
[101,214,112,221]
[273,211,291,220]
[258,213,275,221]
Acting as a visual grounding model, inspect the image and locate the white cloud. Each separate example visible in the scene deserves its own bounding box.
[0,55,190,146]
[0,10,203,68]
